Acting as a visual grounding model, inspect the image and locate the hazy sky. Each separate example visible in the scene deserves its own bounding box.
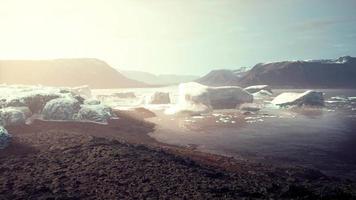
[0,0,356,75]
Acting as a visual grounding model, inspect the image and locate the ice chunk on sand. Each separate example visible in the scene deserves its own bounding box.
[244,85,272,94]
[76,104,113,123]
[166,82,253,114]
[0,107,27,126]
[42,98,81,120]
[4,91,61,114]
[149,92,171,104]
[0,126,11,150]
[271,90,324,107]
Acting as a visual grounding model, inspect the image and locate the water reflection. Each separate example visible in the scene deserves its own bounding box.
[148,89,356,180]
[94,87,356,180]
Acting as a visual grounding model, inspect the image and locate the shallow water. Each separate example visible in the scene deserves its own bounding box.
[95,88,356,180]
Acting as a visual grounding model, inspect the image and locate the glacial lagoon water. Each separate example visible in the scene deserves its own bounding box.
[93,87,356,180]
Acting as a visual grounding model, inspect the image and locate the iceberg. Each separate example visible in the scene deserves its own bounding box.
[271,90,324,107]
[149,92,171,104]
[0,85,120,124]
[0,126,11,150]
[42,98,81,120]
[244,85,272,94]
[252,90,273,99]
[76,104,113,123]
[70,85,92,99]
[0,107,27,126]
[348,97,356,102]
[167,82,253,114]
[0,85,63,113]
[5,93,61,114]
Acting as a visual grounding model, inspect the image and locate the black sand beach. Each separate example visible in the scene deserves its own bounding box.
[0,113,355,200]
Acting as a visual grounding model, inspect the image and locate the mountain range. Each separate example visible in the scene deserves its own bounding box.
[120,70,199,85]
[2,56,356,89]
[196,56,356,88]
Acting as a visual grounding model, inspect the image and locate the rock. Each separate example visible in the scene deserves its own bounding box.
[112,92,136,98]
[272,90,324,107]
[166,82,253,114]
[42,98,81,120]
[149,92,171,104]
[76,104,113,123]
[244,85,272,94]
[0,126,11,149]
[0,107,27,126]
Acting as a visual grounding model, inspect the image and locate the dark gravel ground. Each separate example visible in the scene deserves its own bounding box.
[0,118,355,200]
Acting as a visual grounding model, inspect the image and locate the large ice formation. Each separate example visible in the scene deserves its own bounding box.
[167,82,253,114]
[271,90,324,107]
[42,98,81,120]
[244,85,272,94]
[70,85,92,99]
[149,92,171,104]
[0,107,27,126]
[76,104,113,123]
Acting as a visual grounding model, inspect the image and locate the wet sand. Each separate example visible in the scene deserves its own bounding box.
[0,113,356,199]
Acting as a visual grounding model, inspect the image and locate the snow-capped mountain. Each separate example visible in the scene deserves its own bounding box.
[238,56,356,88]
[196,56,356,88]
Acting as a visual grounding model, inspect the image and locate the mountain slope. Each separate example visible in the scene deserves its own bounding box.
[238,56,356,88]
[0,58,147,88]
[120,70,199,85]
[196,56,356,88]
[195,69,243,86]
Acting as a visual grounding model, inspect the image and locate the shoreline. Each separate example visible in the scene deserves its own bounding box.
[1,117,356,199]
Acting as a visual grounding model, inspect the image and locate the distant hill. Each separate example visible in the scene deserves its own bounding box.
[196,56,356,88]
[195,69,241,86]
[0,58,147,88]
[195,67,250,87]
[238,56,356,88]
[120,70,199,85]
